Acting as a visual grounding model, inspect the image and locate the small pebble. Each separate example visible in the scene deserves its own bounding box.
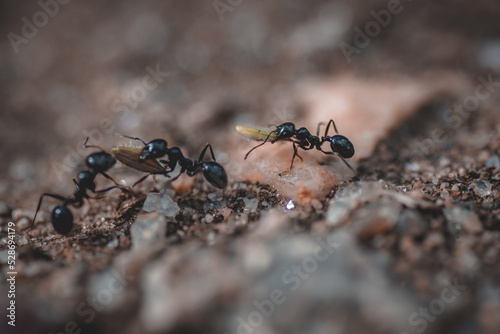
[311,199,323,210]
[107,238,119,248]
[242,198,259,213]
[207,193,219,201]
[471,180,492,197]
[131,213,167,250]
[205,214,214,224]
[444,207,483,234]
[396,209,426,237]
[12,209,29,221]
[14,235,29,246]
[17,217,31,230]
[486,154,500,169]
[143,192,180,218]
[423,232,444,251]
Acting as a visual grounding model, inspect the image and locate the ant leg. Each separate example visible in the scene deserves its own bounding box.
[121,135,148,146]
[338,156,355,173]
[99,172,122,187]
[319,150,356,173]
[72,179,84,191]
[91,185,134,199]
[179,162,197,178]
[244,130,277,159]
[158,160,175,174]
[289,141,306,170]
[198,143,216,162]
[161,168,185,187]
[167,173,183,183]
[83,137,106,151]
[31,193,67,230]
[316,122,325,137]
[323,119,339,137]
[279,142,304,176]
[152,175,158,191]
[186,167,202,177]
[95,185,133,194]
[132,174,152,188]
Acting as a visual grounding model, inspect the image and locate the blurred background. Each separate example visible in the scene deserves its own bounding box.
[0,0,500,333]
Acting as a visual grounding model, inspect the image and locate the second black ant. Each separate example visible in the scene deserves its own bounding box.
[111,136,228,189]
[31,138,129,235]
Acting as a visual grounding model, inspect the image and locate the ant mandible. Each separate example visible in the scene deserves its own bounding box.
[240,119,355,173]
[30,138,128,235]
[111,136,228,189]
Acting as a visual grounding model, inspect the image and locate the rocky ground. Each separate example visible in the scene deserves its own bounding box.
[0,1,499,334]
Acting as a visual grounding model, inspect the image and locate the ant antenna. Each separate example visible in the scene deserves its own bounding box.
[323,119,339,137]
[198,144,217,162]
[83,137,106,151]
[244,130,277,159]
[121,135,148,146]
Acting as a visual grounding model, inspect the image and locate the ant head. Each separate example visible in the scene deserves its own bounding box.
[202,162,228,189]
[276,122,296,139]
[296,127,310,140]
[328,135,355,158]
[142,139,168,160]
[52,205,73,234]
[86,152,116,174]
[78,171,96,192]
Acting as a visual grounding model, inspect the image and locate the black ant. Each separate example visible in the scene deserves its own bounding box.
[30,138,128,235]
[111,136,228,189]
[242,119,355,173]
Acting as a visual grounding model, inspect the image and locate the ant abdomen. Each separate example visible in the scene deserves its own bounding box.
[202,161,228,189]
[329,135,355,159]
[51,205,74,235]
